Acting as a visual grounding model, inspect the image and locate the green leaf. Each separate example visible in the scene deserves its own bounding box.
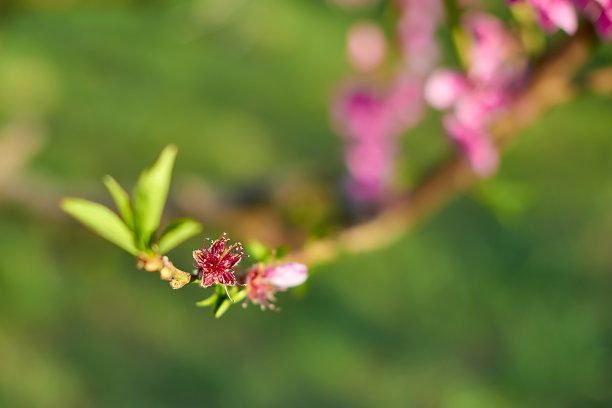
[102,175,134,230]
[214,299,232,319]
[210,286,225,316]
[231,289,248,303]
[158,218,202,254]
[61,198,139,256]
[195,293,218,307]
[132,145,178,247]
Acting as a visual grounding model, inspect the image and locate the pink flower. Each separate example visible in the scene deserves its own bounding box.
[463,13,519,83]
[444,115,499,176]
[193,233,246,295]
[424,69,470,110]
[245,262,308,310]
[454,87,508,126]
[264,263,308,287]
[333,78,424,202]
[347,22,387,73]
[386,75,425,129]
[345,139,393,201]
[425,13,523,177]
[397,0,444,75]
[333,85,396,202]
[333,87,394,143]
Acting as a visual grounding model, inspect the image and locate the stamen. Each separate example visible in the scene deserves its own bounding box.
[223,284,235,303]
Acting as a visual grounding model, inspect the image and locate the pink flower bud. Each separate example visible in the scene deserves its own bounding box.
[264,263,308,288]
[347,22,387,73]
[245,262,308,310]
[425,69,470,110]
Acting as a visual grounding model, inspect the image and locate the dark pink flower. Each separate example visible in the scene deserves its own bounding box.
[245,262,308,310]
[193,233,246,292]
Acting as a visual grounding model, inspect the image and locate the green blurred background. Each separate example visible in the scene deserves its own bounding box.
[1,1,612,407]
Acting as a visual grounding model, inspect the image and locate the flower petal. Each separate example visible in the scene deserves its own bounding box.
[264,263,308,288]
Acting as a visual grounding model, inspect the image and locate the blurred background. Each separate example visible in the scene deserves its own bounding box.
[1,0,612,407]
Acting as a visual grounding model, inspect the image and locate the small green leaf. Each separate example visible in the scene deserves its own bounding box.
[102,175,134,230]
[61,198,139,256]
[210,285,225,315]
[158,218,202,254]
[214,299,232,319]
[132,145,178,248]
[196,293,218,307]
[231,289,248,303]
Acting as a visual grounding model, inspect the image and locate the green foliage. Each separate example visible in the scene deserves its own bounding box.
[102,175,134,230]
[196,285,248,318]
[61,145,201,257]
[60,197,139,256]
[158,218,203,254]
[131,144,178,249]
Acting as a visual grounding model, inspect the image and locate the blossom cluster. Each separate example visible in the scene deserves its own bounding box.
[333,1,442,204]
[425,13,526,176]
[331,0,610,204]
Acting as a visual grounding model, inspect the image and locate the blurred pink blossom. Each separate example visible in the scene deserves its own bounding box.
[425,13,525,177]
[424,69,470,110]
[508,0,578,34]
[347,22,388,73]
[386,75,425,128]
[333,86,395,202]
[333,0,439,203]
[463,13,519,82]
[575,0,612,38]
[334,78,424,202]
[397,0,444,75]
[444,115,499,176]
[245,262,308,310]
